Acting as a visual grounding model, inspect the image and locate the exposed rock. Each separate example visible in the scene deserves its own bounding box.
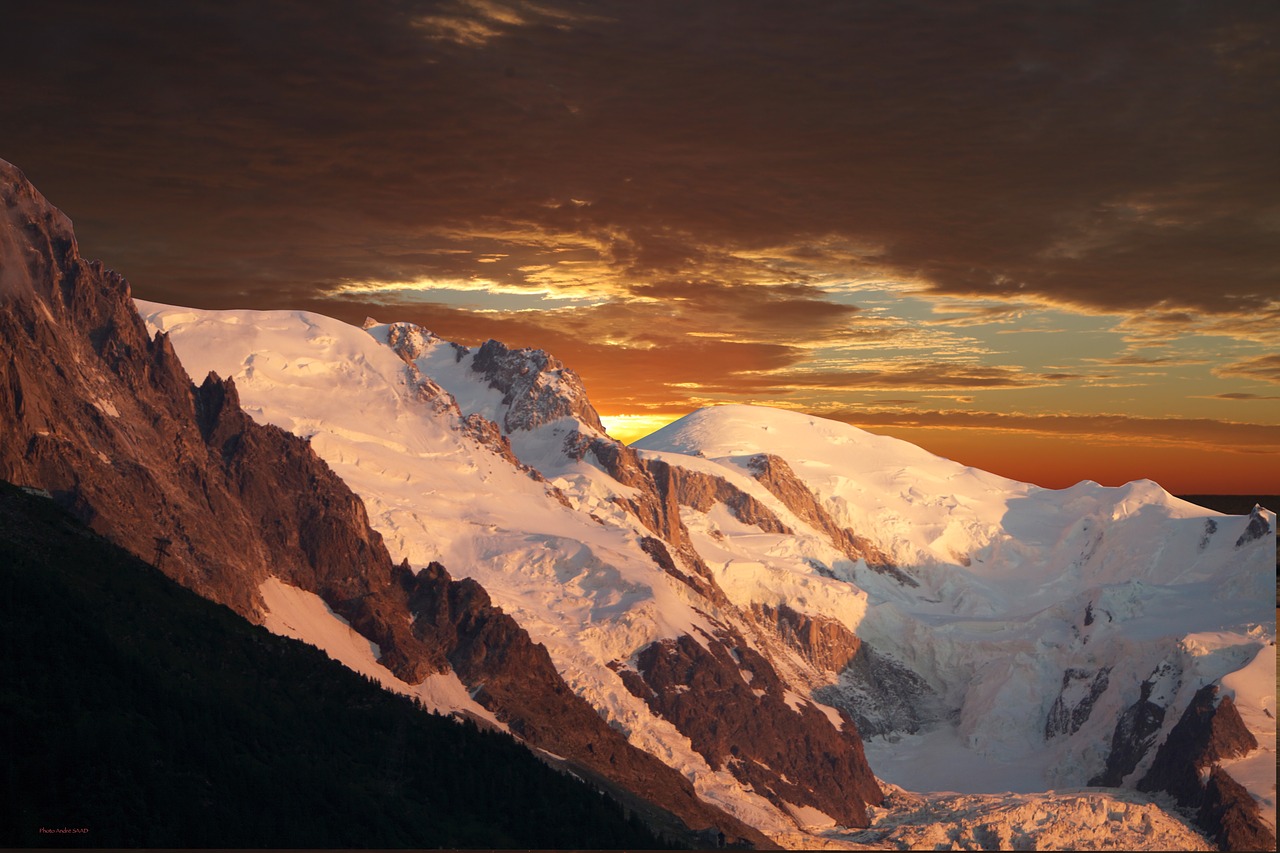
[745,454,916,587]
[655,459,793,535]
[362,322,560,495]
[470,338,605,434]
[813,643,946,739]
[1138,685,1257,803]
[1199,518,1218,551]
[1090,662,1179,787]
[1045,666,1111,739]
[1200,765,1277,852]
[567,434,682,542]
[750,602,859,673]
[1137,684,1267,850]
[1235,505,1272,548]
[629,631,883,828]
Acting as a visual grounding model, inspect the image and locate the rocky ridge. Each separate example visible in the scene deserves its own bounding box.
[1137,684,1272,851]
[745,453,916,587]
[0,159,768,848]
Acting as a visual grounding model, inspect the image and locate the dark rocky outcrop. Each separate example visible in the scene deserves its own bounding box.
[1137,684,1271,851]
[655,459,793,536]
[1235,505,1272,548]
[1200,765,1277,852]
[813,643,945,739]
[368,321,595,441]
[1138,685,1257,803]
[1045,666,1111,739]
[0,159,768,848]
[584,437,686,545]
[745,454,916,587]
[628,631,884,828]
[1089,662,1178,787]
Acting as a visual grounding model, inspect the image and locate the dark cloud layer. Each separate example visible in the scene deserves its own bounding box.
[2,0,1276,322]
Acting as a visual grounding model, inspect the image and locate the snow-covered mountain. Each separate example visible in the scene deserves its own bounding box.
[138,302,1276,850]
[635,405,1276,845]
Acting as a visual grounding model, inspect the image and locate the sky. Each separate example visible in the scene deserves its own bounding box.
[2,0,1277,493]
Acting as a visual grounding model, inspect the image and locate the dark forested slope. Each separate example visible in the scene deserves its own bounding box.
[0,480,670,849]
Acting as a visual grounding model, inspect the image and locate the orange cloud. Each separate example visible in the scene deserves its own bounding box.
[1215,353,1280,384]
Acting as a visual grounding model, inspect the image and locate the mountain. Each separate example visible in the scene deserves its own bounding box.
[135,307,888,835]
[0,480,666,850]
[139,305,1275,848]
[0,158,766,848]
[3,155,1274,849]
[636,405,1276,851]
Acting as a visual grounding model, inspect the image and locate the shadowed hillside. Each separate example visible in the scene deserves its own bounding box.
[0,480,673,849]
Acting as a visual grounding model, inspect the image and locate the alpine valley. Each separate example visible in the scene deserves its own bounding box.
[2,159,1275,850]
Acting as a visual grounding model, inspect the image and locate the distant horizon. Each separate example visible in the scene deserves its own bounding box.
[3,1,1276,493]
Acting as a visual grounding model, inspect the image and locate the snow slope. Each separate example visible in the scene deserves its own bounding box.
[636,404,1276,831]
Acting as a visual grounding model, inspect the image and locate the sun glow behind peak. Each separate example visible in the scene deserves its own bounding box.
[599,413,683,444]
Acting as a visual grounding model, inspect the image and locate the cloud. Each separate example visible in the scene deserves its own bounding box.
[762,364,1040,392]
[1198,392,1280,401]
[1084,352,1210,367]
[2,1,1273,327]
[823,407,1280,451]
[1214,353,1280,384]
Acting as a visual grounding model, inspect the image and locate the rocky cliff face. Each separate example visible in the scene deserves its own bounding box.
[1090,661,1179,787]
[1136,684,1272,851]
[749,602,860,673]
[627,630,883,828]
[658,459,794,536]
[812,643,945,739]
[0,159,768,848]
[470,338,605,434]
[745,454,916,586]
[1045,666,1112,739]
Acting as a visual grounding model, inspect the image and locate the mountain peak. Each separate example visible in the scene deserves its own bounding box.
[0,159,79,303]
[470,337,604,434]
[367,320,605,436]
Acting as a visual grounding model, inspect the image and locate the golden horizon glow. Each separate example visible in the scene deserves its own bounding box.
[599,413,683,444]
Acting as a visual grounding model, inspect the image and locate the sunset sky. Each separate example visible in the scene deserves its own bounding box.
[3,1,1277,493]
